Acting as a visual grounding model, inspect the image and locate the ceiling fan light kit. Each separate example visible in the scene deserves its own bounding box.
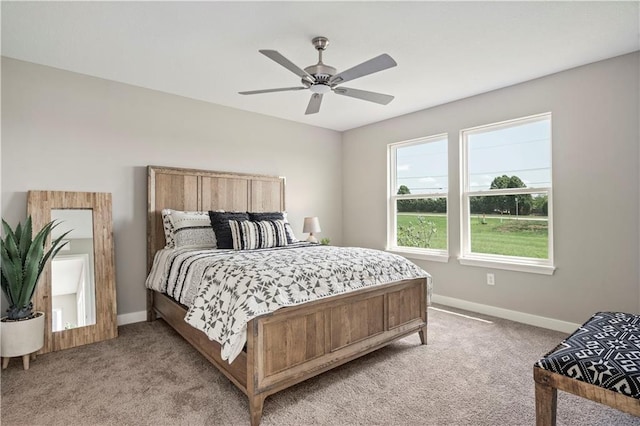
[239,36,397,115]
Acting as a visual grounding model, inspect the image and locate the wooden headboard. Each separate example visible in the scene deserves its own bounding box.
[147,166,285,272]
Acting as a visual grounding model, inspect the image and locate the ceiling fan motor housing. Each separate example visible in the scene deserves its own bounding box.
[303,63,336,94]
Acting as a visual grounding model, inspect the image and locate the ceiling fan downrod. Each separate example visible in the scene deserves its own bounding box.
[304,37,336,93]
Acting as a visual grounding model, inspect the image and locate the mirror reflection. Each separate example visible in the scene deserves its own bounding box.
[50,209,96,332]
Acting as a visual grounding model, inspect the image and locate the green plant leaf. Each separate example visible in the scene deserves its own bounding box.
[37,223,68,274]
[47,232,70,264]
[1,216,71,320]
[0,242,21,307]
[29,224,71,302]
[0,272,11,306]
[2,221,20,264]
[21,229,45,310]
[18,216,33,264]
[1,251,23,308]
[2,219,17,245]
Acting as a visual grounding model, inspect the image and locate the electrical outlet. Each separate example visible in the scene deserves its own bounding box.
[486,273,495,286]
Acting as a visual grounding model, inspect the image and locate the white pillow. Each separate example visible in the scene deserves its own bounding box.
[161,209,217,249]
[171,210,217,248]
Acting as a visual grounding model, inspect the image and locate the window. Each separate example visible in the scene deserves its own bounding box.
[460,113,554,274]
[388,134,448,260]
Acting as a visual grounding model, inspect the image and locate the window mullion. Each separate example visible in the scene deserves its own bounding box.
[468,187,551,197]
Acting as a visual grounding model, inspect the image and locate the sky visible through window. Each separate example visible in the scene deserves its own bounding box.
[395,137,447,194]
[395,117,551,194]
[467,118,551,191]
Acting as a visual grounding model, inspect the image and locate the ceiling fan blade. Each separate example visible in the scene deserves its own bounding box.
[332,87,394,105]
[330,54,397,85]
[305,93,323,115]
[260,50,315,83]
[239,86,307,95]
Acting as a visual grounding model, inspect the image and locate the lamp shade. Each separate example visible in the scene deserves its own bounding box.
[302,217,321,234]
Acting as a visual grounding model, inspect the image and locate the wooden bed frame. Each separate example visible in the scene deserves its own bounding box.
[146,166,428,425]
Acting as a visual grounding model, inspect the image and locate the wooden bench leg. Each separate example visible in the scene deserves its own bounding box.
[535,381,557,426]
[249,394,265,426]
[2,357,9,369]
[418,326,427,345]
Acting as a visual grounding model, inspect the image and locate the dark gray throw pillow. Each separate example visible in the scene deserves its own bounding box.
[248,212,284,221]
[208,211,250,249]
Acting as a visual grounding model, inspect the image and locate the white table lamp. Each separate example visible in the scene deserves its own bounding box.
[303,217,321,243]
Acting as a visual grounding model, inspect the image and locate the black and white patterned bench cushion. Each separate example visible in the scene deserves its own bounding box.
[535,312,640,398]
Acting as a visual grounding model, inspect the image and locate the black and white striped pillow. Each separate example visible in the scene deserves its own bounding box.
[248,211,298,244]
[229,219,289,250]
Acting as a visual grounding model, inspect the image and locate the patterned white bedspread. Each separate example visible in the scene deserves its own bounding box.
[146,244,431,363]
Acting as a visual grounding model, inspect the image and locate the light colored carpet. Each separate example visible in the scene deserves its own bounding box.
[1,305,638,425]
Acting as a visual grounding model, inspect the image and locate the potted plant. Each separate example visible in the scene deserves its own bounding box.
[1,216,69,370]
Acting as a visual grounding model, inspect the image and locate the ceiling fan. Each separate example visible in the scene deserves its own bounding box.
[239,36,397,115]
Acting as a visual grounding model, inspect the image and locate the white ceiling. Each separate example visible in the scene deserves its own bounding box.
[2,1,639,132]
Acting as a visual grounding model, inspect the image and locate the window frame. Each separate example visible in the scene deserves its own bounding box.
[459,113,555,274]
[387,134,449,262]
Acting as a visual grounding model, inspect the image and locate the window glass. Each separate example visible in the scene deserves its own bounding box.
[396,198,447,250]
[389,135,448,255]
[462,114,552,264]
[468,193,549,259]
[468,119,551,191]
[395,140,448,195]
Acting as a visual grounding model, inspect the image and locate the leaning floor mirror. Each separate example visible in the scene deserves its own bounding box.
[27,191,118,353]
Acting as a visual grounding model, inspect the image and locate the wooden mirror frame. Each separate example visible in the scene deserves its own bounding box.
[27,191,118,353]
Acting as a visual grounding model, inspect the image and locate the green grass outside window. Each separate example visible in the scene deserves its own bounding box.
[396,213,548,258]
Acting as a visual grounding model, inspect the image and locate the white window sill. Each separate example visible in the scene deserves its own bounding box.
[458,256,556,275]
[386,248,449,263]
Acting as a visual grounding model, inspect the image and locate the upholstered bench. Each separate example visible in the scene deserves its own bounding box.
[533,312,640,425]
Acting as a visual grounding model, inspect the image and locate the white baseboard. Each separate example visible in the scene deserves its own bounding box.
[431,294,580,334]
[117,310,147,326]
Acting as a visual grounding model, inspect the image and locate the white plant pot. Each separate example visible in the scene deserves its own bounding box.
[1,311,45,358]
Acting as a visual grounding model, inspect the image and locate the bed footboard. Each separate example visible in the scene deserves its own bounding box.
[247,277,427,424]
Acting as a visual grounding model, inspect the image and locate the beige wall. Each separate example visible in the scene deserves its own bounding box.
[342,52,640,325]
[1,58,343,317]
